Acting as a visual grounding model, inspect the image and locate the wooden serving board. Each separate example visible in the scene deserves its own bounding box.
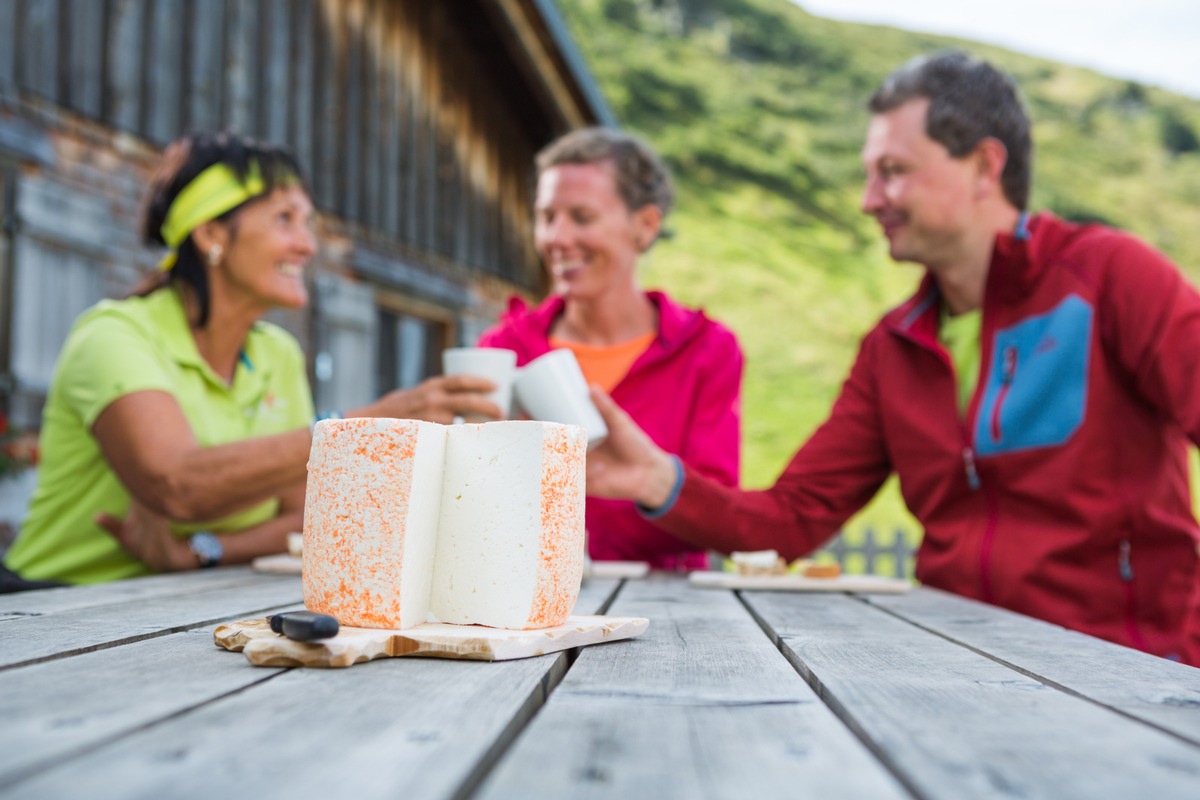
[214,614,649,668]
[689,571,911,594]
[588,560,650,580]
[250,553,303,574]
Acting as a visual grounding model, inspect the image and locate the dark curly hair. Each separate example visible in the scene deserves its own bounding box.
[139,131,309,327]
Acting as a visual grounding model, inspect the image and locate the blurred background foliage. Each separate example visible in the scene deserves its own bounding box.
[558,0,1200,556]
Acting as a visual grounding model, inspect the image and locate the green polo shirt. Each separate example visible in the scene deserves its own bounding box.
[5,287,314,584]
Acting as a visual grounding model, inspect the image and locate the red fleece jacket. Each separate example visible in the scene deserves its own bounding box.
[655,214,1200,664]
[480,290,743,571]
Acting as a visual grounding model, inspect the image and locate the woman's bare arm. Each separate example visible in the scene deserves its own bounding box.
[92,374,502,521]
[95,481,306,570]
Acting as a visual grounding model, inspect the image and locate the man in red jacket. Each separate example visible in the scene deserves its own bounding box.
[586,50,1200,666]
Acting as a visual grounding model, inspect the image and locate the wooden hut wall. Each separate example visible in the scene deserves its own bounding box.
[0,0,547,290]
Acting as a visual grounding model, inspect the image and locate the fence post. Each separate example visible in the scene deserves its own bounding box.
[861,526,877,575]
[890,528,911,578]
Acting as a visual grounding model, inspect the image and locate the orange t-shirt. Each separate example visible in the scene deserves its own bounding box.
[548,333,657,394]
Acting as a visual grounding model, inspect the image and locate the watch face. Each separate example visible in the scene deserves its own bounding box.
[189,532,223,567]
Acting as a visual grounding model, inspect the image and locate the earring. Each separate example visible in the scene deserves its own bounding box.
[206,244,223,267]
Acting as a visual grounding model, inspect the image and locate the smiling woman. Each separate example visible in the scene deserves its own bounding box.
[1,132,504,589]
[478,128,745,571]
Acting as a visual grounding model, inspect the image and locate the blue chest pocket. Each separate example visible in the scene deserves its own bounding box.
[974,294,1093,457]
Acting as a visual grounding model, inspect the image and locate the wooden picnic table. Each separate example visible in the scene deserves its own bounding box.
[3,566,1199,798]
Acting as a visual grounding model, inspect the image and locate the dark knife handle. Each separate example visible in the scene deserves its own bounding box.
[268,611,340,641]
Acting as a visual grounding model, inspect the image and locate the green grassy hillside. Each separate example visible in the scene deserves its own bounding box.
[558,0,1200,556]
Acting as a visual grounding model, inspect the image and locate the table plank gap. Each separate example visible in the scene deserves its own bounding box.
[1,578,305,670]
[736,589,933,800]
[0,567,294,618]
[1,653,286,789]
[1,600,304,672]
[449,578,625,799]
[743,590,1200,799]
[0,576,624,799]
[863,588,1200,748]
[476,575,912,799]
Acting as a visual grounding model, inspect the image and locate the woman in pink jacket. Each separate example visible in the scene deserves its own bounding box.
[479,128,742,571]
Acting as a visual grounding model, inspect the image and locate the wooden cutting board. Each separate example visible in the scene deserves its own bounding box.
[214,614,649,668]
[689,570,911,594]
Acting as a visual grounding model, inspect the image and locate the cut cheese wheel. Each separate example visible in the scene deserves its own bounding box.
[302,418,446,629]
[302,418,586,631]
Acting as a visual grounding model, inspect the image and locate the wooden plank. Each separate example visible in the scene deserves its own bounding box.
[689,570,911,593]
[744,590,1200,799]
[186,0,224,133]
[313,0,341,212]
[431,2,455,260]
[411,1,432,252]
[143,0,183,142]
[339,0,363,222]
[1,577,624,797]
[20,0,58,102]
[380,2,402,238]
[399,0,419,244]
[479,575,909,799]
[0,575,302,669]
[867,588,1200,745]
[1,580,622,789]
[105,0,145,132]
[0,566,287,617]
[0,622,291,788]
[421,6,440,257]
[574,576,619,616]
[262,0,291,144]
[0,1,16,91]
[223,0,256,133]
[4,643,568,798]
[288,0,315,177]
[9,236,103,395]
[364,0,387,232]
[64,0,105,116]
[17,174,115,255]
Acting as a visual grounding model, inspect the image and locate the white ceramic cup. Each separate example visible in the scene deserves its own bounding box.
[441,347,518,420]
[513,349,609,448]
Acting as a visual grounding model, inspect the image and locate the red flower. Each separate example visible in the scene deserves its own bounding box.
[0,410,8,436]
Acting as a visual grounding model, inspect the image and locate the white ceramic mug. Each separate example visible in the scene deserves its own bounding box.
[441,347,518,420]
[512,349,608,448]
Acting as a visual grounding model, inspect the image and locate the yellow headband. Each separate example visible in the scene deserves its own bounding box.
[158,161,268,271]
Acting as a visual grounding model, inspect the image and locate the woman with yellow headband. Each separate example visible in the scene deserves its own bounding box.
[2,132,500,588]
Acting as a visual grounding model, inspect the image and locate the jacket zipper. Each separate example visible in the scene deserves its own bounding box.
[991,346,1017,442]
[1118,539,1151,652]
[961,432,999,602]
[961,446,981,490]
[890,296,999,602]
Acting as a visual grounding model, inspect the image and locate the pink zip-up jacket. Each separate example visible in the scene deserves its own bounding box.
[653,214,1200,663]
[479,290,743,571]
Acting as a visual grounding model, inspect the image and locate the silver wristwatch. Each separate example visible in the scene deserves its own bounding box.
[188,531,223,568]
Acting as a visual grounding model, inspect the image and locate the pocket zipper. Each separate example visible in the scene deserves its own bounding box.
[990,346,1017,442]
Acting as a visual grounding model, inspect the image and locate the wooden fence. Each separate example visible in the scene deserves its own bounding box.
[818,527,917,579]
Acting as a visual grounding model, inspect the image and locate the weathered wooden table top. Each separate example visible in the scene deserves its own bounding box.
[2,567,1199,799]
